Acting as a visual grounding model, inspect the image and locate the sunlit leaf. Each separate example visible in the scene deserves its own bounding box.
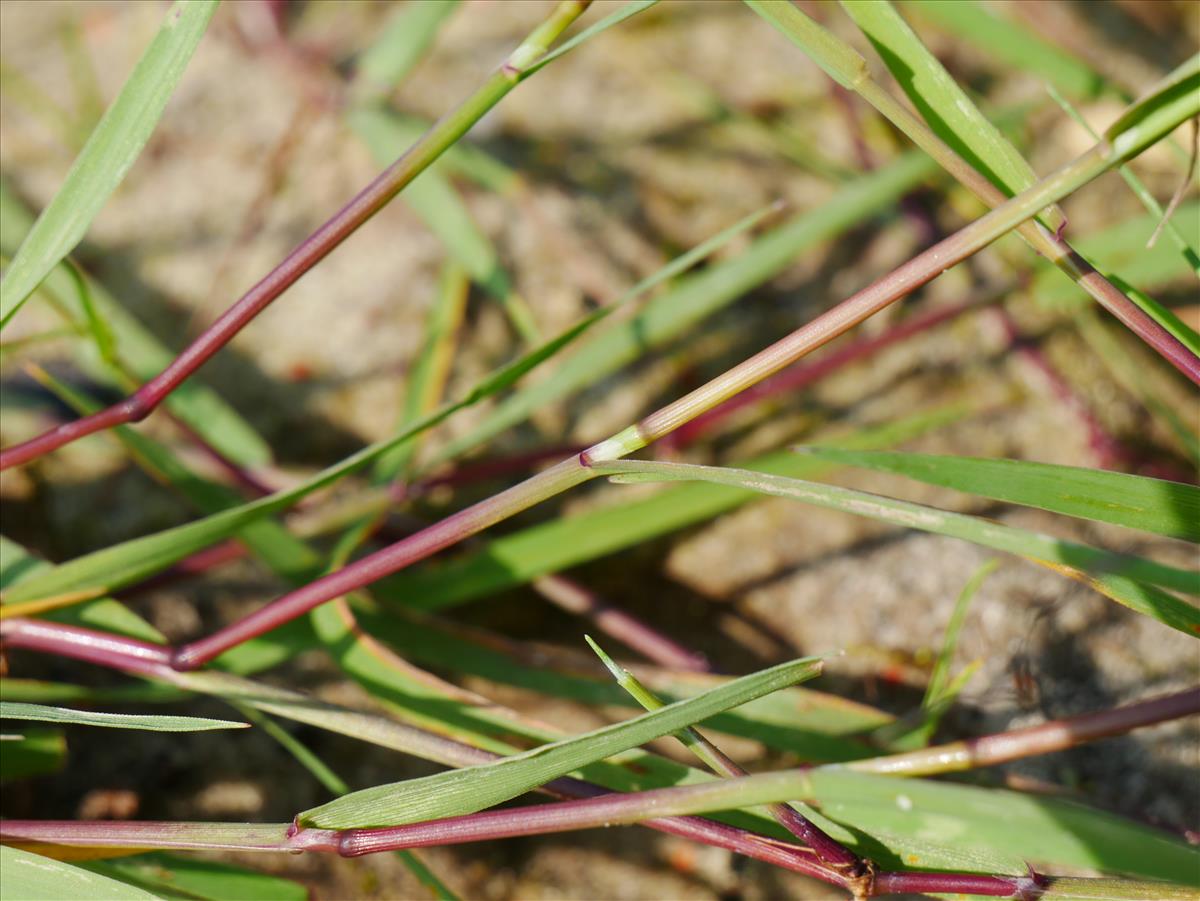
[300,654,823,828]
[800,449,1200,541]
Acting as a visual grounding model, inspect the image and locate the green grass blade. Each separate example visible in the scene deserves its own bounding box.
[525,0,660,76]
[746,0,1195,371]
[902,0,1104,99]
[0,701,247,732]
[0,181,272,466]
[0,535,44,591]
[169,663,808,847]
[299,654,823,829]
[353,0,460,99]
[0,846,160,901]
[0,536,166,645]
[0,199,803,606]
[435,149,937,462]
[25,367,323,585]
[1047,85,1200,274]
[375,262,470,480]
[310,601,550,754]
[310,599,865,846]
[876,660,980,751]
[1109,276,1200,359]
[839,0,1063,231]
[0,679,182,705]
[1,615,817,862]
[806,770,1199,883]
[231,700,461,898]
[81,854,307,901]
[1105,55,1200,161]
[0,0,218,328]
[385,407,966,610]
[330,261,469,585]
[1,532,302,678]
[799,449,1200,542]
[584,633,834,844]
[0,367,552,602]
[742,0,867,90]
[64,261,118,367]
[593,460,1200,635]
[390,851,461,901]
[342,606,883,761]
[353,110,540,342]
[875,559,996,749]
[232,704,348,795]
[925,559,997,709]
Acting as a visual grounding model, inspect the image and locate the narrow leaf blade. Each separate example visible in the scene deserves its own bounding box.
[300,654,823,828]
[903,0,1104,99]
[0,701,248,732]
[0,846,160,901]
[354,0,460,95]
[593,460,1200,635]
[81,854,307,901]
[799,449,1200,542]
[0,0,218,327]
[840,0,1064,230]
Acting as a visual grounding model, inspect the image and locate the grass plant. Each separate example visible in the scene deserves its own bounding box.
[0,1,1197,898]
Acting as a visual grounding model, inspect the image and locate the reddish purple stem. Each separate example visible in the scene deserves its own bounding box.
[8,619,1197,897]
[165,413,276,498]
[873,871,1031,898]
[0,8,556,474]
[0,618,173,678]
[0,616,849,888]
[0,151,419,470]
[0,810,1036,897]
[532,575,710,672]
[171,458,591,668]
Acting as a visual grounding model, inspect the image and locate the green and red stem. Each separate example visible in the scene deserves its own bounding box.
[2,617,1192,895]
[0,0,593,472]
[8,107,1194,674]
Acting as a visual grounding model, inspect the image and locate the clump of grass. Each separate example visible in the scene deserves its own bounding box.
[0,2,1197,899]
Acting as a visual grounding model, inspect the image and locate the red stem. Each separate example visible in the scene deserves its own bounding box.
[165,412,276,498]
[0,618,848,889]
[531,574,711,673]
[0,0,596,471]
[954,687,1200,766]
[858,688,1200,775]
[872,871,1030,897]
[0,145,426,470]
[0,618,172,678]
[171,458,592,669]
[7,622,1196,896]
